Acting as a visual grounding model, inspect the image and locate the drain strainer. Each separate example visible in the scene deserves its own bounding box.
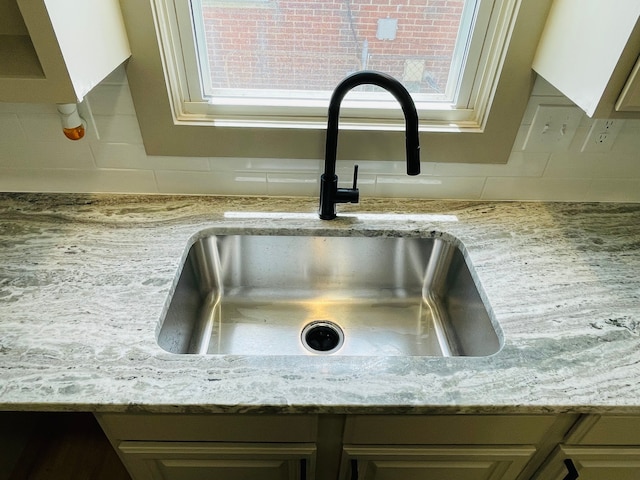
[301,321,344,354]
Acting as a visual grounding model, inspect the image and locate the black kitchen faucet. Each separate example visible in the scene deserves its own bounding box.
[318,70,421,220]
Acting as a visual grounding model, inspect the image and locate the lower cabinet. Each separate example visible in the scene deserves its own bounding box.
[341,446,536,480]
[97,412,598,480]
[96,414,319,480]
[533,415,640,480]
[117,442,315,480]
[338,415,568,480]
[535,445,640,480]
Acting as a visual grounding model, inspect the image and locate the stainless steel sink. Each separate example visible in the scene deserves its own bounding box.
[157,234,501,356]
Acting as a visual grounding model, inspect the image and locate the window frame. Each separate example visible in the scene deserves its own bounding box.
[176,0,486,124]
[118,0,552,163]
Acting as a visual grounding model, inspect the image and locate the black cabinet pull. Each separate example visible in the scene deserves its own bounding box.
[300,458,307,480]
[563,458,579,480]
[351,459,359,480]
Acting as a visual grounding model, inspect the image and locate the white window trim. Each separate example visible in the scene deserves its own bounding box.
[118,0,552,163]
[173,0,487,127]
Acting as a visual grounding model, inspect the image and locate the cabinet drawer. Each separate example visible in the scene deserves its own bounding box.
[344,415,558,445]
[97,414,317,443]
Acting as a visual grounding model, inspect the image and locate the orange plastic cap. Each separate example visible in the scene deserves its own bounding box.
[63,124,85,141]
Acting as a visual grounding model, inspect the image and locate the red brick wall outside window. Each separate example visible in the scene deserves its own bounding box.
[201,0,465,95]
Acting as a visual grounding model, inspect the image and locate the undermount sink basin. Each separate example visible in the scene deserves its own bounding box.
[157,234,501,356]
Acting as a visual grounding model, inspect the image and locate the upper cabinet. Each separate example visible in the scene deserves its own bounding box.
[532,0,640,118]
[0,0,130,104]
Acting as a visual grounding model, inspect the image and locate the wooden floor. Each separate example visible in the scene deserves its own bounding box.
[7,413,131,480]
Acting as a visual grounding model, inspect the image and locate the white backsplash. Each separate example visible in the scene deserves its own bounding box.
[1,66,639,201]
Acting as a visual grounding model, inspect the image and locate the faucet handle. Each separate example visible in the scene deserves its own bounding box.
[333,164,359,206]
[352,164,359,190]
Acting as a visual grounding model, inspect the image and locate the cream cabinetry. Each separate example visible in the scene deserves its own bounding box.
[339,415,571,480]
[533,415,640,480]
[97,413,583,480]
[97,414,318,480]
[341,446,536,480]
[0,0,130,103]
[116,443,315,480]
[532,0,640,118]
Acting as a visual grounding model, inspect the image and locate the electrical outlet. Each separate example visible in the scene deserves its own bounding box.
[523,105,583,152]
[581,119,625,152]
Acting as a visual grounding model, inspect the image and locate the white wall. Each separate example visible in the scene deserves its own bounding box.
[1,66,639,201]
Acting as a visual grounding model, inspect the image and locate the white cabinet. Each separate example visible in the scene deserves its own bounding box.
[532,0,640,118]
[0,0,130,103]
[96,414,317,480]
[535,446,640,480]
[117,442,314,480]
[533,415,640,480]
[341,446,536,480]
[338,415,572,480]
[97,413,581,480]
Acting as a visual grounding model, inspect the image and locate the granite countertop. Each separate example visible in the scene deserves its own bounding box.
[0,193,639,415]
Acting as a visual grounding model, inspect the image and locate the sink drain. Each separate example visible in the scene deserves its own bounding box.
[301,321,344,354]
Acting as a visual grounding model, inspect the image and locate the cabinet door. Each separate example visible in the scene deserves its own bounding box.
[617,58,640,112]
[341,446,536,480]
[534,446,640,480]
[0,0,130,103]
[532,0,640,118]
[117,442,316,480]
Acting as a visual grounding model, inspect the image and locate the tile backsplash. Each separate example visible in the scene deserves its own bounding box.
[1,66,639,201]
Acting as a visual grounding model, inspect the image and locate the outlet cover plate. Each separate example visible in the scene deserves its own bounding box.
[581,119,625,152]
[523,105,583,152]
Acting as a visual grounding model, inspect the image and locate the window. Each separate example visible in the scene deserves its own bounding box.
[168,0,493,126]
[119,0,553,162]
[177,0,483,126]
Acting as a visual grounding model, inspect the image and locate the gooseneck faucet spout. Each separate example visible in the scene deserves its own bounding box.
[319,70,421,220]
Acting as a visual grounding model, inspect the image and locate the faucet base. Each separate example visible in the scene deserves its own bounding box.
[319,174,359,220]
[319,174,338,220]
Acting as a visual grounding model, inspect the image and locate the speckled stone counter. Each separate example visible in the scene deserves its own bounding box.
[0,193,638,414]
